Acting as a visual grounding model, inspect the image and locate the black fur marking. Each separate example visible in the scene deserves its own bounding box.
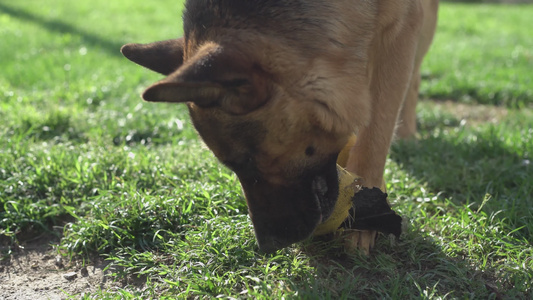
[183,0,335,53]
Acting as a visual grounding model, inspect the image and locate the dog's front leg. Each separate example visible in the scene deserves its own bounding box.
[344,2,425,254]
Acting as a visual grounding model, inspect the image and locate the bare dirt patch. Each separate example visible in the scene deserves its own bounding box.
[420,99,515,129]
[0,236,121,299]
[434,100,509,126]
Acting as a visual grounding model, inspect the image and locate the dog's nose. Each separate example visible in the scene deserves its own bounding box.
[256,235,284,253]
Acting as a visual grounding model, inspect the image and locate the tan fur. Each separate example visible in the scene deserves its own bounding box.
[344,1,439,252]
[121,0,439,253]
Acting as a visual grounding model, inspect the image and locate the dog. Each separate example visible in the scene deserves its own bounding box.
[121,0,439,254]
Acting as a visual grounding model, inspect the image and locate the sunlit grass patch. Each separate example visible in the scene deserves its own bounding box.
[1,0,532,298]
[421,4,533,108]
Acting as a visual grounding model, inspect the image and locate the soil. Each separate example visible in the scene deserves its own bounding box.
[0,235,128,300]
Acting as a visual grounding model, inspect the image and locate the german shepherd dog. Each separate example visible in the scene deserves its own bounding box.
[122,0,439,253]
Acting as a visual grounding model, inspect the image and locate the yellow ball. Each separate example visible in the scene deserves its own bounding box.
[313,165,362,236]
[313,134,389,236]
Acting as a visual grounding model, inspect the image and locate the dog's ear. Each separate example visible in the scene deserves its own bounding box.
[121,38,185,75]
[142,44,270,115]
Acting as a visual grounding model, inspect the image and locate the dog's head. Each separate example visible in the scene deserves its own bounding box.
[121,2,374,252]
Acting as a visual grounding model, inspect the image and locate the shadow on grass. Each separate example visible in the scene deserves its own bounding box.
[17,113,88,144]
[112,129,180,147]
[390,130,531,239]
[0,2,123,57]
[287,122,532,298]
[289,124,530,297]
[291,229,505,298]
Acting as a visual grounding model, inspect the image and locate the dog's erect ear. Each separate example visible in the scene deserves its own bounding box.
[142,44,270,115]
[121,38,185,75]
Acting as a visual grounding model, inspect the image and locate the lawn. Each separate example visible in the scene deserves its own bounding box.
[0,0,532,298]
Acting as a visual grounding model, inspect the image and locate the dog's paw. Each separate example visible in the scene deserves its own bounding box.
[343,229,377,255]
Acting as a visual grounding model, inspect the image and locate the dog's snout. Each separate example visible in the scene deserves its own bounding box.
[256,235,283,253]
[237,155,340,251]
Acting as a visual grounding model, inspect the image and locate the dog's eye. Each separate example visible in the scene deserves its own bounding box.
[220,78,250,87]
[305,146,315,156]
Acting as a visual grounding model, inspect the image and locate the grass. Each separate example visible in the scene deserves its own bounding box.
[1,0,532,298]
[421,3,533,107]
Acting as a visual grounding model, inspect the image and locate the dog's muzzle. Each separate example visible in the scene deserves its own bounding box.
[236,156,339,252]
